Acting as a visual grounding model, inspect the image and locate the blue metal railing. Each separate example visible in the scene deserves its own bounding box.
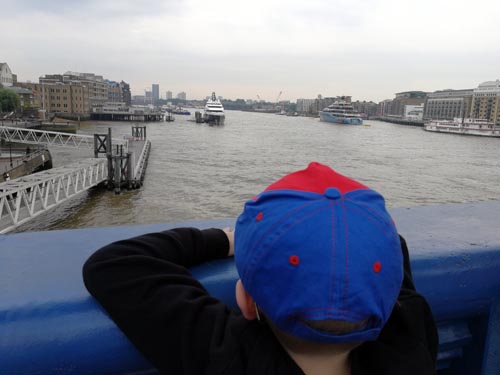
[1,201,499,374]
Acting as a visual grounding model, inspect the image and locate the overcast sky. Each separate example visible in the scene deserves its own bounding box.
[1,0,500,102]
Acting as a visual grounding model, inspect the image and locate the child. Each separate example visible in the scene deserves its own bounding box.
[83,162,438,374]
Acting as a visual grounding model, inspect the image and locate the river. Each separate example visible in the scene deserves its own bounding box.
[13,110,500,233]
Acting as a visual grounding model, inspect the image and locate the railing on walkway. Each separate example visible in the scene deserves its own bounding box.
[0,126,151,231]
[134,139,151,185]
[0,126,128,151]
[0,158,107,233]
[0,201,499,374]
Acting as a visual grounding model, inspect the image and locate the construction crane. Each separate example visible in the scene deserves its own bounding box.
[275,91,282,103]
[256,94,261,102]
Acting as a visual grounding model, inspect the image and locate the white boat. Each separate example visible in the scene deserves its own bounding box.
[319,97,363,125]
[424,118,500,137]
[203,92,225,125]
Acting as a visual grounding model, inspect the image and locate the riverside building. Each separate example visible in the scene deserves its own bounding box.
[423,89,473,121]
[296,98,317,114]
[471,80,500,126]
[17,81,90,117]
[388,91,427,118]
[0,62,14,87]
[39,72,126,109]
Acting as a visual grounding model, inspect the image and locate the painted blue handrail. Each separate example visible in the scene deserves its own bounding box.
[1,201,500,374]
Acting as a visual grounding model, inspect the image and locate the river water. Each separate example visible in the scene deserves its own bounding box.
[14,110,500,233]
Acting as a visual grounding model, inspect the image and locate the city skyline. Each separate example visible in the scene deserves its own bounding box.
[1,0,500,102]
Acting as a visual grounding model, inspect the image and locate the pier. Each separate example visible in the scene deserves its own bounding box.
[372,116,425,126]
[0,126,151,233]
[90,103,163,122]
[0,200,499,374]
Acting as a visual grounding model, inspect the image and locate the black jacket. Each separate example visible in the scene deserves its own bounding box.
[83,228,438,374]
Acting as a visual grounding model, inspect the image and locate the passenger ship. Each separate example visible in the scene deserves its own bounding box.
[424,118,500,137]
[203,92,225,125]
[319,97,363,125]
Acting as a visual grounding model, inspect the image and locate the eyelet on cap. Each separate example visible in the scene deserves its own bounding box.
[373,261,382,273]
[256,212,263,222]
[289,255,300,266]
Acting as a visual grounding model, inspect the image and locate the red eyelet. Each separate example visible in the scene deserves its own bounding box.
[373,261,382,273]
[256,212,263,222]
[289,255,300,266]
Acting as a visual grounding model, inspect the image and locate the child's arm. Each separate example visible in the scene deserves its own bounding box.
[82,228,235,374]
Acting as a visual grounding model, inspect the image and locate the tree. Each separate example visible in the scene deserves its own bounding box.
[0,89,20,112]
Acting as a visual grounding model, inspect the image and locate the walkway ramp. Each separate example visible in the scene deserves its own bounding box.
[0,126,127,150]
[0,158,107,233]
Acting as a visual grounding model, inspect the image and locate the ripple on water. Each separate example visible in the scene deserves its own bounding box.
[20,113,500,231]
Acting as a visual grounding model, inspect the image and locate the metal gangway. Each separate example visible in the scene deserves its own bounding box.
[0,126,128,151]
[0,126,151,234]
[0,159,107,234]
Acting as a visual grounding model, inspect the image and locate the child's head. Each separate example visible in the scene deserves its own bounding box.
[234,162,403,345]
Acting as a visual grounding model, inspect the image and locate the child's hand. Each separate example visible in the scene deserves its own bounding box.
[223,228,234,256]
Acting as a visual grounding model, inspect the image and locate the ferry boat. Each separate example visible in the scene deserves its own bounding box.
[319,97,363,125]
[424,118,500,137]
[203,92,225,125]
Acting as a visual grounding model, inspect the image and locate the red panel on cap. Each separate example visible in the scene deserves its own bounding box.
[265,162,367,194]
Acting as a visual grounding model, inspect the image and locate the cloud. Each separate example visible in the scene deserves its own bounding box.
[5,0,184,18]
[1,0,500,101]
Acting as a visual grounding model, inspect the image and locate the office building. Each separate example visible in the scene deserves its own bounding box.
[423,89,473,120]
[387,91,427,117]
[166,91,172,100]
[120,81,131,106]
[132,95,146,105]
[105,80,122,103]
[377,99,393,116]
[177,92,186,100]
[296,98,316,113]
[152,84,159,104]
[145,91,152,104]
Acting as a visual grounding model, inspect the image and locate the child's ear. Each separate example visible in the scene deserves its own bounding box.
[235,280,258,320]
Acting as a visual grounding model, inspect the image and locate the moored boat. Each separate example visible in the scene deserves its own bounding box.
[171,107,191,115]
[424,118,500,137]
[319,97,363,125]
[203,92,225,125]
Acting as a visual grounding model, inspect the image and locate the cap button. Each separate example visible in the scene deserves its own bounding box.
[324,187,341,200]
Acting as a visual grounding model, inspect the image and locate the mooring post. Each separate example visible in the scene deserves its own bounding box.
[113,155,121,194]
[107,128,112,153]
[106,153,113,185]
[126,152,133,189]
[106,128,113,184]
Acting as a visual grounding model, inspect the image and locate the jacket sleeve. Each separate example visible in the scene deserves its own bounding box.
[82,227,233,374]
[397,235,439,365]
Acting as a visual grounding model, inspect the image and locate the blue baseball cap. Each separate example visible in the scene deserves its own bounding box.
[234,162,403,343]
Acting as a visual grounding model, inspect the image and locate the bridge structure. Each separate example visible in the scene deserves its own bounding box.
[0,125,151,233]
[0,201,499,374]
